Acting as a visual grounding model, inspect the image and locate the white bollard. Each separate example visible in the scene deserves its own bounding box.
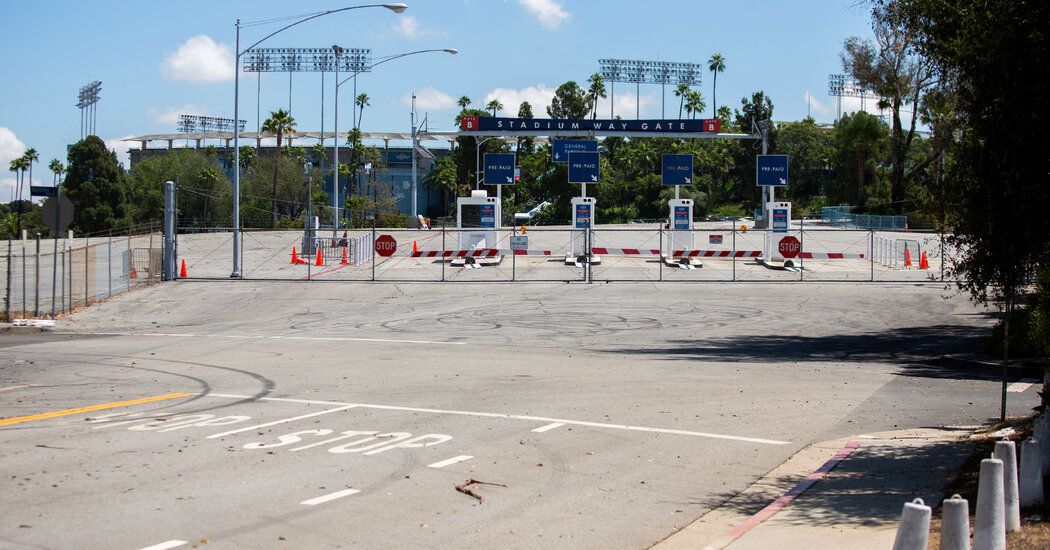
[993,440,1021,532]
[892,497,931,550]
[1019,437,1044,508]
[974,458,1006,550]
[940,494,970,550]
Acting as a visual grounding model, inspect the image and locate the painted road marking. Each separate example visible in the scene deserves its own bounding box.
[205,393,789,445]
[300,488,361,506]
[205,405,357,439]
[532,422,566,433]
[0,393,191,427]
[85,332,465,346]
[1007,381,1037,393]
[428,455,474,469]
[138,540,186,550]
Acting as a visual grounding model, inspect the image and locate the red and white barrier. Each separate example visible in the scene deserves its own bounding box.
[410,249,553,257]
[406,248,865,259]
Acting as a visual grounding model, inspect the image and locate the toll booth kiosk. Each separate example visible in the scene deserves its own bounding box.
[760,201,794,268]
[456,190,502,267]
[567,196,600,265]
[663,198,700,268]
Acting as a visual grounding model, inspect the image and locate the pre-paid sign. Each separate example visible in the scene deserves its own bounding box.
[552,139,597,163]
[662,154,693,186]
[483,153,516,185]
[568,151,600,184]
[756,154,789,186]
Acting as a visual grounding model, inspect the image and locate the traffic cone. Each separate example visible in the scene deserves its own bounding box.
[180,259,188,278]
[129,266,138,279]
[919,251,929,270]
[291,246,300,265]
[521,225,527,234]
[413,240,419,253]
[904,245,913,267]
[315,247,324,266]
[341,246,350,265]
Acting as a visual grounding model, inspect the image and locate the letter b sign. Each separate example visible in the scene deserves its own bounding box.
[460,116,479,131]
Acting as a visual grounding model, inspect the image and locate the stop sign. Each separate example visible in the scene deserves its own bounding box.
[375,234,397,257]
[778,236,801,259]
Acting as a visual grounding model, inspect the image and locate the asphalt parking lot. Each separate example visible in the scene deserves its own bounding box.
[0,280,1038,549]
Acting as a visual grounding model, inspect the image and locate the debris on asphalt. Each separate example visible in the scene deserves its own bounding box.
[455,479,507,503]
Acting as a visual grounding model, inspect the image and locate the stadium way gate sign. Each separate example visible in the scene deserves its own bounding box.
[461,116,721,134]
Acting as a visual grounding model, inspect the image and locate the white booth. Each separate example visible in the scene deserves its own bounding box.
[567,196,599,264]
[663,198,699,268]
[456,190,502,267]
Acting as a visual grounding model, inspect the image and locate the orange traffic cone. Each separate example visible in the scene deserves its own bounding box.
[315,247,324,267]
[180,259,188,278]
[129,266,138,279]
[341,246,350,265]
[291,246,300,265]
[521,225,527,234]
[919,251,929,270]
[904,245,913,267]
[413,240,419,253]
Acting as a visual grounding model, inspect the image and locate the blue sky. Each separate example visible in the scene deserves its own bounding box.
[0,0,877,201]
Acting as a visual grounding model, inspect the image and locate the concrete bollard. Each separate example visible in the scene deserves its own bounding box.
[993,440,1021,532]
[1019,437,1044,508]
[892,497,931,550]
[940,494,970,550]
[974,458,1006,550]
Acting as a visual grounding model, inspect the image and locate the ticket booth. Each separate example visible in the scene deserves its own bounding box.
[761,201,794,266]
[567,196,599,264]
[456,190,502,267]
[663,198,699,268]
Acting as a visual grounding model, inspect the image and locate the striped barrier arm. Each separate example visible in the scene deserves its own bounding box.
[407,248,865,259]
[410,249,553,257]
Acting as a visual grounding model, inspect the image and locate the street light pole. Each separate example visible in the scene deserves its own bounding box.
[332,45,343,231]
[230,3,408,277]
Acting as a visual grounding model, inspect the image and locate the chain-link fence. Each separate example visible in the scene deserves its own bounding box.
[3,228,162,321]
[168,223,955,285]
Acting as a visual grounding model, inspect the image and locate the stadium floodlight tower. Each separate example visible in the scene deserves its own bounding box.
[229,3,407,278]
[827,73,879,120]
[599,59,702,118]
[76,81,102,139]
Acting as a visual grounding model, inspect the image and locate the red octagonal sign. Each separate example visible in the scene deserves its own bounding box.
[375,234,397,257]
[778,236,801,259]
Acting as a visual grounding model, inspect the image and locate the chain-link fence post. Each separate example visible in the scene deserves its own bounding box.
[732,228,737,282]
[658,225,663,282]
[441,225,446,283]
[84,236,90,307]
[5,239,11,322]
[34,234,40,317]
[870,230,875,282]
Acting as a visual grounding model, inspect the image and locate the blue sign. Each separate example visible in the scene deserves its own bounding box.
[552,139,597,163]
[568,151,600,184]
[673,206,690,230]
[574,204,592,229]
[662,154,694,186]
[385,151,413,164]
[483,153,516,185]
[756,154,789,186]
[475,117,720,134]
[479,204,496,228]
[772,208,789,233]
[30,186,59,198]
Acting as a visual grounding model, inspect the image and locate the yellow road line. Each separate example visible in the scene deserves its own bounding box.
[0,393,193,427]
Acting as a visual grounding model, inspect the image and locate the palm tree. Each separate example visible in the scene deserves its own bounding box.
[48,159,64,186]
[23,148,38,190]
[9,156,29,234]
[486,99,503,116]
[355,93,370,128]
[261,109,297,227]
[708,53,726,118]
[457,96,471,109]
[587,73,607,120]
[685,90,706,119]
[674,82,690,119]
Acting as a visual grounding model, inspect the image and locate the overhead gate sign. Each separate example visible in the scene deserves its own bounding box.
[462,117,721,134]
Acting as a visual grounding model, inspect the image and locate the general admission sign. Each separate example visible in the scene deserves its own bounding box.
[460,116,721,134]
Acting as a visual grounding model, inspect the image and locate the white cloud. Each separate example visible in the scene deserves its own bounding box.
[393,16,422,38]
[0,127,27,202]
[517,0,570,29]
[162,35,234,82]
[404,87,457,111]
[805,89,885,122]
[104,135,137,168]
[596,91,658,119]
[147,104,212,126]
[484,84,557,116]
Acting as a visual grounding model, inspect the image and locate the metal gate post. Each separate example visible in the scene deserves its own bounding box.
[585,226,591,284]
[870,230,875,281]
[732,229,736,281]
[371,226,376,282]
[511,226,516,282]
[84,237,89,306]
[21,241,26,317]
[799,220,804,282]
[162,181,176,280]
[5,239,10,321]
[441,225,446,283]
[108,229,113,296]
[34,234,40,317]
[658,225,663,282]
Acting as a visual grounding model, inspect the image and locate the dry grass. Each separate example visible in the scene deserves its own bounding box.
[926,418,1050,549]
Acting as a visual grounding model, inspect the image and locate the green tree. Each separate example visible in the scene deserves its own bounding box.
[547,81,589,119]
[708,53,726,118]
[127,150,228,227]
[486,98,503,116]
[674,82,690,119]
[9,156,28,233]
[48,158,64,185]
[516,101,535,155]
[841,4,937,214]
[424,156,458,216]
[238,146,256,172]
[355,93,370,128]
[776,118,833,201]
[23,148,38,191]
[261,109,297,227]
[63,136,125,233]
[832,111,888,206]
[587,73,607,120]
[685,90,706,119]
[457,96,471,109]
